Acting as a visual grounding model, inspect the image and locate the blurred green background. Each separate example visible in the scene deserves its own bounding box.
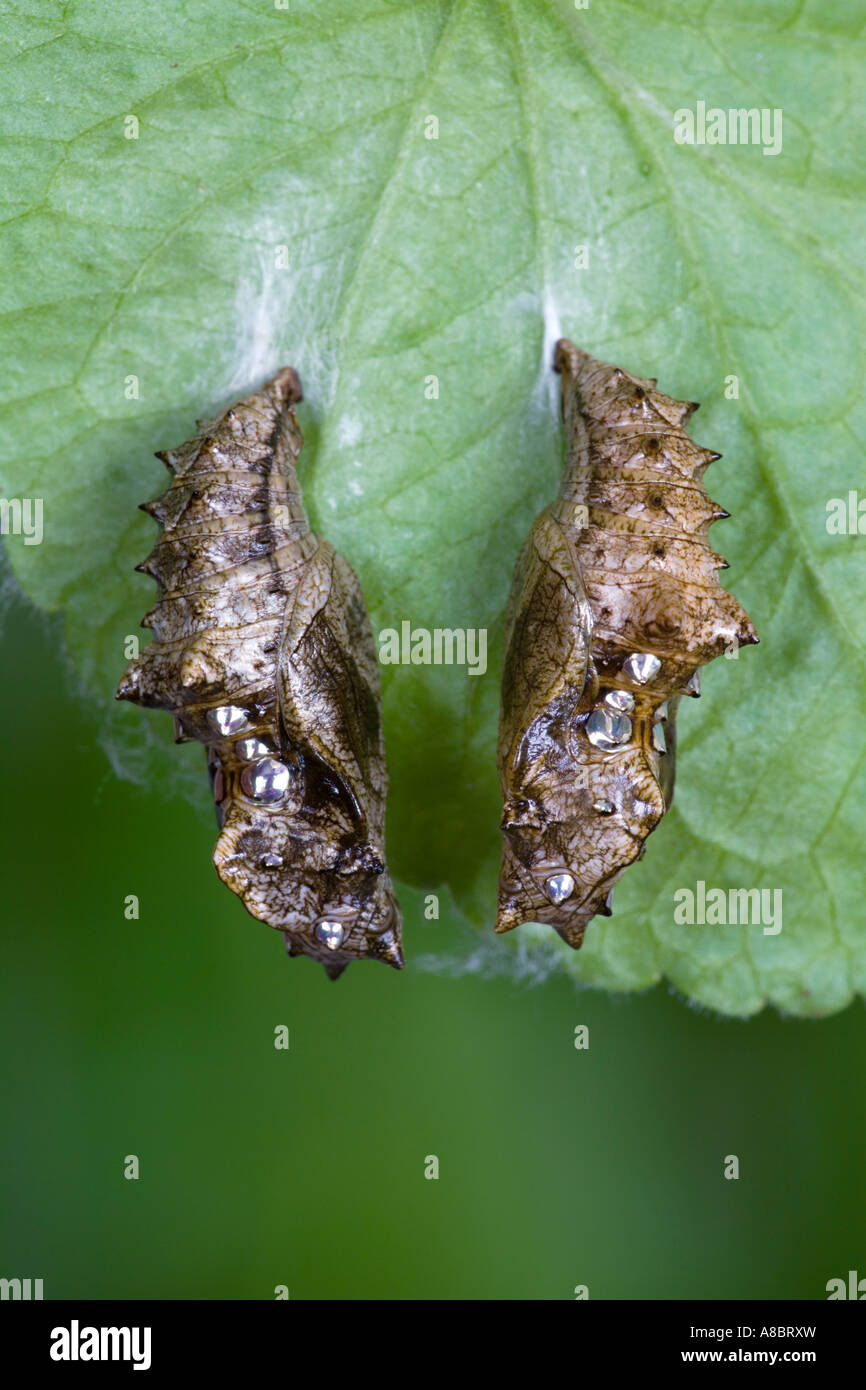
[1,588,863,1300]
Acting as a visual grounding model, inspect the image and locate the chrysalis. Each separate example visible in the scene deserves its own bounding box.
[116,368,402,979]
[496,340,758,950]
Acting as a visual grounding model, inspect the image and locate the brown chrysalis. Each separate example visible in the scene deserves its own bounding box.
[116,368,402,979]
[496,340,758,950]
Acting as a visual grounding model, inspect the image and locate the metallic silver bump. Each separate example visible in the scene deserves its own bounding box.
[622,652,661,685]
[315,920,345,951]
[604,689,635,713]
[586,707,633,751]
[207,705,251,737]
[544,871,575,905]
[240,757,292,803]
[235,737,273,760]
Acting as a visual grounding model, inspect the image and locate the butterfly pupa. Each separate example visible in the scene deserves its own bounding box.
[496,340,758,950]
[117,368,402,979]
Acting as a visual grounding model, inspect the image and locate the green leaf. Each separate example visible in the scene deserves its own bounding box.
[1,0,863,1016]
